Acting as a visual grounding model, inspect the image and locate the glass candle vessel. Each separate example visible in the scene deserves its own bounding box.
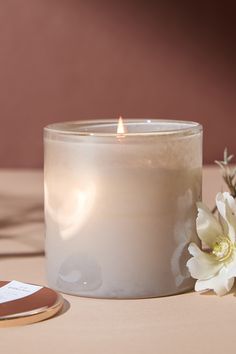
[44,119,202,298]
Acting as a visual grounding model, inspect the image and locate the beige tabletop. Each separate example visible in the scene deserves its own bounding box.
[1,167,235,354]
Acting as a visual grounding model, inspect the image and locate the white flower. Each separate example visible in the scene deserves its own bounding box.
[187,192,236,296]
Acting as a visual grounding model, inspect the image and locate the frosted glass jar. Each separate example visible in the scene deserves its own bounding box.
[44,119,202,298]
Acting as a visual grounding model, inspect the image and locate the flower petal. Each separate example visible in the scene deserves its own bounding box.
[196,202,222,248]
[223,252,236,278]
[216,192,236,242]
[187,243,222,280]
[194,267,234,296]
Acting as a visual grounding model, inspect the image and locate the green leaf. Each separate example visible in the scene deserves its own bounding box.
[215,160,225,169]
[224,147,228,162]
[227,154,234,162]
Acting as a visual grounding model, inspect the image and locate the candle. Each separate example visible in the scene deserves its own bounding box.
[44,119,202,298]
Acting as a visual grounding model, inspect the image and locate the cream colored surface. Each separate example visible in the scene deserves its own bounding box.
[0,167,234,354]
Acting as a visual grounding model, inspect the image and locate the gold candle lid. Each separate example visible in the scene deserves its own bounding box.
[0,280,64,327]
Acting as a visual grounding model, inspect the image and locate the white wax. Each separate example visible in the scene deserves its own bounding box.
[44,120,202,298]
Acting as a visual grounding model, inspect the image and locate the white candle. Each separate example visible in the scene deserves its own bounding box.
[44,119,202,298]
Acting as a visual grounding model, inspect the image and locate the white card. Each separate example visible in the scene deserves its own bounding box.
[0,280,43,304]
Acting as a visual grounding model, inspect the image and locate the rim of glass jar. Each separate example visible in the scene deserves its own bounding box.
[44,119,202,137]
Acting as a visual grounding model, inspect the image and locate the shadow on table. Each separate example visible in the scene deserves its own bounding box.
[0,194,44,229]
[0,194,45,257]
[0,251,45,258]
[56,299,71,318]
[39,299,71,324]
[198,284,236,296]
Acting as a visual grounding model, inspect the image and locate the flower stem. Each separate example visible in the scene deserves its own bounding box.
[212,148,236,214]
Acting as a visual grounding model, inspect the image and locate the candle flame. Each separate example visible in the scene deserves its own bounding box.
[117,116,125,134]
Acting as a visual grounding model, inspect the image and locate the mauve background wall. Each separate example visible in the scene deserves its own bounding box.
[0,1,235,167]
